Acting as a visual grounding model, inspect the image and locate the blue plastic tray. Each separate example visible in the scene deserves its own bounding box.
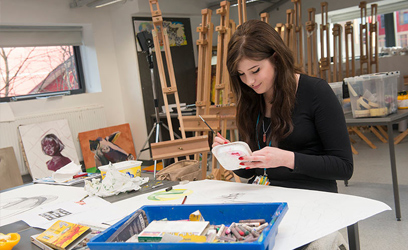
[88,202,288,250]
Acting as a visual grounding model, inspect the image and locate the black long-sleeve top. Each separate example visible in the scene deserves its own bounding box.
[234,74,353,193]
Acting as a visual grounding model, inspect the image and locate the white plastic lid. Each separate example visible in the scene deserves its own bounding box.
[212,141,252,171]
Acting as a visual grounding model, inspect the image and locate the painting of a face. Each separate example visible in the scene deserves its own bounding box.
[18,119,79,179]
[42,139,59,156]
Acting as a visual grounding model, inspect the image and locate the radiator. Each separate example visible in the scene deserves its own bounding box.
[0,104,107,175]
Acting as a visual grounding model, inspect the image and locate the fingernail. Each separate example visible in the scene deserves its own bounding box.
[238,157,243,160]
[224,141,228,144]
[245,167,250,170]
[239,162,245,165]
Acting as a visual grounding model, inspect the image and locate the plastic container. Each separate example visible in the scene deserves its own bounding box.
[211,141,252,170]
[329,81,343,105]
[98,160,142,179]
[344,71,400,118]
[88,202,288,250]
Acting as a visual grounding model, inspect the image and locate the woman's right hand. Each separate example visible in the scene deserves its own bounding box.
[212,132,230,148]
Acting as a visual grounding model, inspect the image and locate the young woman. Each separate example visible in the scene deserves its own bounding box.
[212,20,353,193]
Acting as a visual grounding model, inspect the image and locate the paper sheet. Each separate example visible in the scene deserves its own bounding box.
[20,196,112,229]
[112,180,390,250]
[0,184,87,226]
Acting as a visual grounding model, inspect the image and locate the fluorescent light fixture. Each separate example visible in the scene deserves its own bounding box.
[90,0,125,8]
[231,0,258,8]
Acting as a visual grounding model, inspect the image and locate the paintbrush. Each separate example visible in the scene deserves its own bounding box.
[198,115,217,135]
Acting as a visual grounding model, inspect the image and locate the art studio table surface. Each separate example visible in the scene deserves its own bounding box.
[0,179,389,250]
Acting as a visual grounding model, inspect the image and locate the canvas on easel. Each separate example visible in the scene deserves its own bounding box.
[18,119,80,180]
[78,123,136,173]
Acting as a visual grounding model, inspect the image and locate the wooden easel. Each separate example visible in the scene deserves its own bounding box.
[292,0,303,70]
[344,21,356,77]
[285,9,295,50]
[275,23,285,41]
[210,1,241,182]
[359,1,369,75]
[150,135,210,180]
[208,104,240,182]
[332,24,343,82]
[148,0,192,163]
[260,13,269,24]
[195,9,214,117]
[237,0,247,26]
[214,1,233,106]
[306,8,318,77]
[395,128,408,144]
[181,9,215,179]
[369,3,379,73]
[319,2,331,83]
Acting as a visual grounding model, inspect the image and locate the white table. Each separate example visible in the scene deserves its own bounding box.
[1,180,390,250]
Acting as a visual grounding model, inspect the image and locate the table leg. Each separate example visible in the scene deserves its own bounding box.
[387,123,401,221]
[347,223,360,250]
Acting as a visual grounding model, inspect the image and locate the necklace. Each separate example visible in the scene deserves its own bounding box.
[262,119,271,143]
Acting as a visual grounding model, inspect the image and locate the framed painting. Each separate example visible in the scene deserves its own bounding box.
[78,123,137,173]
[18,119,80,179]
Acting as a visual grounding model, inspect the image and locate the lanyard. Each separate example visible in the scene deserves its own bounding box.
[256,113,271,178]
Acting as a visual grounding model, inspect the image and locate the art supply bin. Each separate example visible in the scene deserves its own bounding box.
[88,202,288,250]
[344,71,400,118]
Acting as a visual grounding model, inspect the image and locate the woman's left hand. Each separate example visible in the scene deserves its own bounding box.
[239,146,295,170]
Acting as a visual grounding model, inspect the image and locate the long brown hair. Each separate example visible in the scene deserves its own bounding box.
[227,19,302,150]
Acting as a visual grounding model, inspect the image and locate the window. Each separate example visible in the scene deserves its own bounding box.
[0,26,85,102]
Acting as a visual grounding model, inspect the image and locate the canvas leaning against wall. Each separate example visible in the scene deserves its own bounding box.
[78,123,137,173]
[18,119,80,180]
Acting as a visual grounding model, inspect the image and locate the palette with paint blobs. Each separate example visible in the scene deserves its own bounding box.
[211,141,252,171]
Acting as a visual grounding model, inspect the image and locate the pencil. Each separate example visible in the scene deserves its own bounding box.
[181,195,187,204]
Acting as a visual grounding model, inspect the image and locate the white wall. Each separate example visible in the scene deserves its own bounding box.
[1,0,405,168]
[0,0,213,163]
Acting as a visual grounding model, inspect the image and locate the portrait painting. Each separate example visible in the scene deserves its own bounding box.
[78,123,137,173]
[18,119,79,179]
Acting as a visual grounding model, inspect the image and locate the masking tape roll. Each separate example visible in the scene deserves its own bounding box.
[357,97,370,110]
[370,107,388,117]
[368,101,379,108]
[354,110,370,117]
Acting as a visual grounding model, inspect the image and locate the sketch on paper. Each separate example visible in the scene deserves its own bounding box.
[78,124,136,173]
[0,195,58,221]
[219,193,247,203]
[18,119,79,179]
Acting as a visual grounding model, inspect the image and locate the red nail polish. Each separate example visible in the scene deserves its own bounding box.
[238,157,243,160]
[239,162,245,165]
[224,141,228,144]
[245,167,250,170]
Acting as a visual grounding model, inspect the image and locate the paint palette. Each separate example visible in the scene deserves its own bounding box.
[211,142,252,170]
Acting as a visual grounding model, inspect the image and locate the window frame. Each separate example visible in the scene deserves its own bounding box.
[0,46,86,102]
